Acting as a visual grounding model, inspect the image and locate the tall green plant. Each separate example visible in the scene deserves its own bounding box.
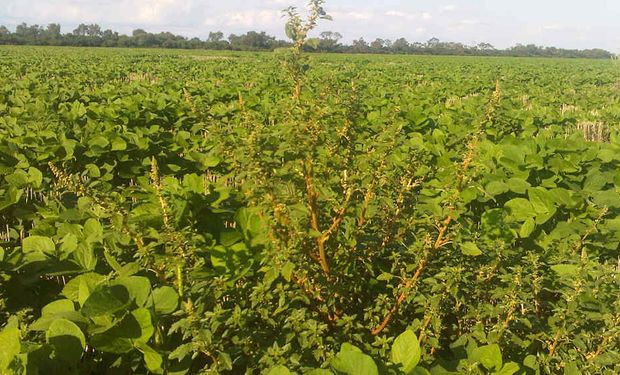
[281,0,332,100]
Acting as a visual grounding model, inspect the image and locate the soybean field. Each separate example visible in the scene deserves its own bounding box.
[0,45,619,374]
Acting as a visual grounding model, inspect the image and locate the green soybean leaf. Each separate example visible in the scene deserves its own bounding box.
[523,355,538,370]
[89,136,109,149]
[591,190,620,208]
[583,170,608,192]
[0,186,22,211]
[412,368,431,375]
[493,362,520,375]
[528,188,554,213]
[90,308,154,353]
[120,262,141,277]
[505,198,535,222]
[5,170,29,187]
[486,181,509,196]
[84,164,101,177]
[46,319,86,363]
[81,285,130,317]
[519,218,536,238]
[62,273,106,302]
[111,137,127,151]
[266,365,291,375]
[168,356,192,375]
[528,188,556,224]
[22,235,55,254]
[0,327,20,370]
[548,188,572,206]
[113,276,151,307]
[152,286,179,314]
[136,341,163,374]
[306,370,334,375]
[340,343,362,353]
[27,167,43,188]
[470,344,502,370]
[42,299,75,317]
[84,219,103,243]
[60,233,78,257]
[508,177,530,194]
[78,278,91,306]
[332,343,378,375]
[74,243,97,270]
[182,173,205,194]
[131,308,155,343]
[391,329,422,374]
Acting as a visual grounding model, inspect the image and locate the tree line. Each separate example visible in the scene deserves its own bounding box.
[0,23,613,59]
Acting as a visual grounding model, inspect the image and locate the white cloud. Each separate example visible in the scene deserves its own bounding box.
[203,17,218,27]
[385,10,407,18]
[385,11,432,20]
[135,0,182,24]
[331,11,373,21]
[441,5,456,12]
[459,19,480,25]
[1,0,196,26]
[225,10,280,27]
[539,24,590,33]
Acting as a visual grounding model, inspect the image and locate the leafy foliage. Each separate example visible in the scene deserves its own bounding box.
[0,19,619,375]
[0,22,614,58]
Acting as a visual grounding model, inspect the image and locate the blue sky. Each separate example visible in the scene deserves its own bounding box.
[1,0,619,51]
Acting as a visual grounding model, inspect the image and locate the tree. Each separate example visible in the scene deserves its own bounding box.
[86,24,102,38]
[69,23,103,46]
[44,23,61,44]
[370,38,387,53]
[207,31,224,42]
[229,31,277,50]
[102,29,119,47]
[319,31,341,41]
[351,37,369,53]
[0,25,9,44]
[477,42,495,51]
[391,37,410,53]
[0,20,613,58]
[132,29,147,37]
[13,23,44,44]
[45,23,61,36]
[131,29,149,47]
[426,37,440,47]
[206,31,229,50]
[318,31,342,51]
[188,37,203,49]
[73,24,89,37]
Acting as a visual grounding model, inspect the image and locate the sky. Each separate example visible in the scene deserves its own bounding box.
[1,0,619,51]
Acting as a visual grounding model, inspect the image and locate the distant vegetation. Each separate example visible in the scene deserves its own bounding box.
[0,22,614,59]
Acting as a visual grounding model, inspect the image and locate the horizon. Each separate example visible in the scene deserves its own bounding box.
[1,0,619,53]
